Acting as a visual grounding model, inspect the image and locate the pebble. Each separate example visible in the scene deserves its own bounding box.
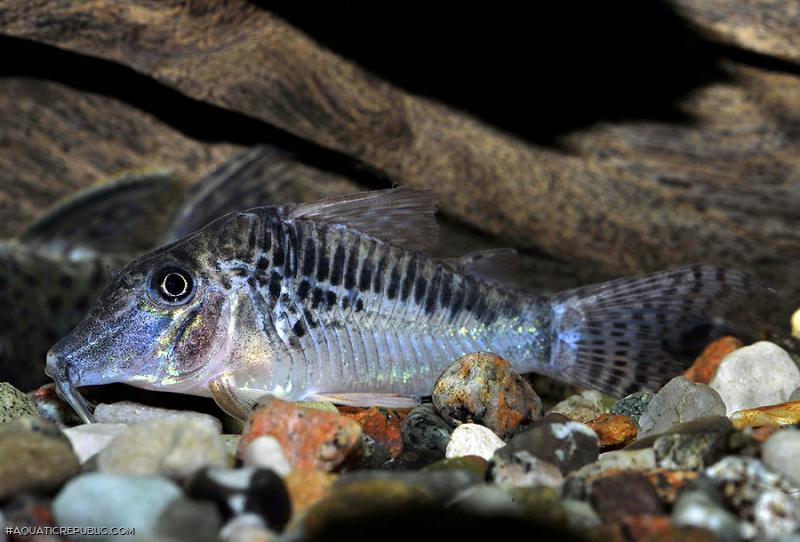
[792,307,800,338]
[628,415,733,450]
[284,470,337,520]
[610,391,654,427]
[730,399,800,429]
[671,490,742,541]
[296,479,433,536]
[684,336,743,384]
[791,387,800,401]
[549,390,612,423]
[97,418,228,478]
[705,456,800,540]
[27,383,82,426]
[653,432,728,470]
[93,401,222,433]
[187,467,291,531]
[155,497,222,542]
[238,396,362,472]
[589,471,664,524]
[0,415,80,499]
[445,423,505,460]
[507,485,566,524]
[500,416,599,474]
[241,436,292,477]
[0,382,39,423]
[336,469,481,502]
[432,352,542,439]
[400,403,452,457]
[585,413,637,449]
[647,469,700,505]
[423,455,489,479]
[562,498,602,529]
[638,376,726,438]
[709,341,800,415]
[761,429,800,486]
[219,514,277,542]
[448,484,524,517]
[64,423,129,463]
[487,450,563,490]
[339,406,407,461]
[53,473,182,542]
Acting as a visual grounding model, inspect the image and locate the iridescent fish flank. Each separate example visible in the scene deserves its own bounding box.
[46,189,752,422]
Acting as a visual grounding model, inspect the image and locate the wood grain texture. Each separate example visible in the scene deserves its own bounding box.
[668,0,800,64]
[0,77,240,237]
[1,1,798,331]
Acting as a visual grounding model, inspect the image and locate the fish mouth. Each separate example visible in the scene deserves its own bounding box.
[45,351,95,424]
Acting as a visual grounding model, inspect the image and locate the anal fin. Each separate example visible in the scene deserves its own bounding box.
[306,392,420,409]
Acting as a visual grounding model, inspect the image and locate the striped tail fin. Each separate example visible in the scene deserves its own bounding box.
[547,265,755,398]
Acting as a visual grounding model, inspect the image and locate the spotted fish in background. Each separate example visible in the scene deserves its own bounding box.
[2,146,323,391]
[45,188,753,423]
[0,171,178,390]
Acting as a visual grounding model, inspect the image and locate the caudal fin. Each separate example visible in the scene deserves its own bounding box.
[548,265,755,398]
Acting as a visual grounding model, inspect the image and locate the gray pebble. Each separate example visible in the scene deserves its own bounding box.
[638,376,726,438]
[672,490,742,542]
[94,401,222,433]
[400,404,452,457]
[0,382,38,423]
[98,418,228,478]
[53,472,182,542]
[610,391,653,427]
[762,429,800,486]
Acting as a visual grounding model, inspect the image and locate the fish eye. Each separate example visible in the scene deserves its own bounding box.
[149,266,195,305]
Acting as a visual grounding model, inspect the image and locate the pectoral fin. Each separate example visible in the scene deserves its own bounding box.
[208,374,265,420]
[306,392,421,409]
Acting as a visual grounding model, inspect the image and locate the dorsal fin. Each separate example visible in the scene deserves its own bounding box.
[163,146,285,242]
[444,248,521,284]
[20,169,180,255]
[289,187,439,251]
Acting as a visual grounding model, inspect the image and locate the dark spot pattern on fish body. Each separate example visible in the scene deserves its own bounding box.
[373,251,387,294]
[272,223,285,268]
[311,287,324,309]
[292,319,306,338]
[355,298,364,312]
[344,244,359,291]
[297,280,311,301]
[48,296,62,312]
[450,282,467,319]
[325,290,337,307]
[425,268,441,315]
[330,244,346,286]
[303,308,318,328]
[341,296,350,311]
[268,271,282,299]
[315,229,329,283]
[414,275,427,305]
[387,260,401,300]
[284,224,299,279]
[256,256,270,271]
[401,256,417,302]
[439,274,453,310]
[23,273,38,287]
[358,257,373,292]
[464,286,479,312]
[302,238,316,277]
[75,295,90,312]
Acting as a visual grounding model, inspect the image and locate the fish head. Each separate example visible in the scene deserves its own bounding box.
[45,223,238,422]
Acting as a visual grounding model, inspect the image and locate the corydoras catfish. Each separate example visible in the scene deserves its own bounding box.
[46,188,752,423]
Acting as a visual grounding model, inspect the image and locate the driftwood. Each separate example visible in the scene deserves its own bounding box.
[0,78,239,238]
[0,78,599,295]
[1,2,799,331]
[667,0,800,64]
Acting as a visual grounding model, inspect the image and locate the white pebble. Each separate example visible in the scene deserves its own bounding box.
[710,341,800,415]
[792,308,800,338]
[94,401,222,433]
[762,429,800,486]
[445,423,505,460]
[241,436,291,476]
[64,423,129,463]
